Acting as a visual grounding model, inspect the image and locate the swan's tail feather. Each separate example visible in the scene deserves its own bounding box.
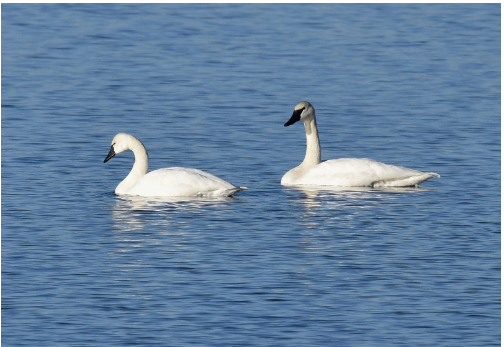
[372,173,440,188]
[224,186,248,197]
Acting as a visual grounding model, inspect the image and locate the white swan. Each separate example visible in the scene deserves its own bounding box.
[104,133,246,197]
[281,101,440,188]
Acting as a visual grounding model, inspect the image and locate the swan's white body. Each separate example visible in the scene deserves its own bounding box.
[281,101,440,188]
[104,133,246,197]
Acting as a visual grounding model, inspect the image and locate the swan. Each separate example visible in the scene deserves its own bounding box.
[281,101,440,188]
[104,133,246,197]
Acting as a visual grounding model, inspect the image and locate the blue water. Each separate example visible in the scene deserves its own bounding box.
[2,4,500,346]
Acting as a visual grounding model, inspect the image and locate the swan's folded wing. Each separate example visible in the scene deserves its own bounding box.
[298,158,439,187]
[128,167,241,197]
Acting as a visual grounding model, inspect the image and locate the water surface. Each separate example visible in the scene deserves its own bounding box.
[2,4,500,347]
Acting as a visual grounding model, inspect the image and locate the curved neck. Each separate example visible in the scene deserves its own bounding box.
[301,117,321,169]
[116,137,149,194]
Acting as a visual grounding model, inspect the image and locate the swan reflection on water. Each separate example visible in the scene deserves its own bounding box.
[113,194,239,210]
[291,185,435,198]
[110,194,240,232]
[285,185,437,227]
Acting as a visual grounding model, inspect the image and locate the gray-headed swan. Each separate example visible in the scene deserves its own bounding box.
[281,101,440,188]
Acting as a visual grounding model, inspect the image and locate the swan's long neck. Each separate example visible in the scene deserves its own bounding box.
[301,117,321,169]
[115,137,149,194]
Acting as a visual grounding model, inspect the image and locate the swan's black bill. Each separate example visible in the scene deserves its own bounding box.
[284,107,304,127]
[104,146,116,163]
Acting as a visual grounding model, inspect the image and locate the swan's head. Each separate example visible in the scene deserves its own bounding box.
[104,133,136,163]
[284,101,315,127]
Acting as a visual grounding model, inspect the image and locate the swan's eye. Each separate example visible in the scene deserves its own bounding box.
[293,107,305,116]
[294,107,305,117]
